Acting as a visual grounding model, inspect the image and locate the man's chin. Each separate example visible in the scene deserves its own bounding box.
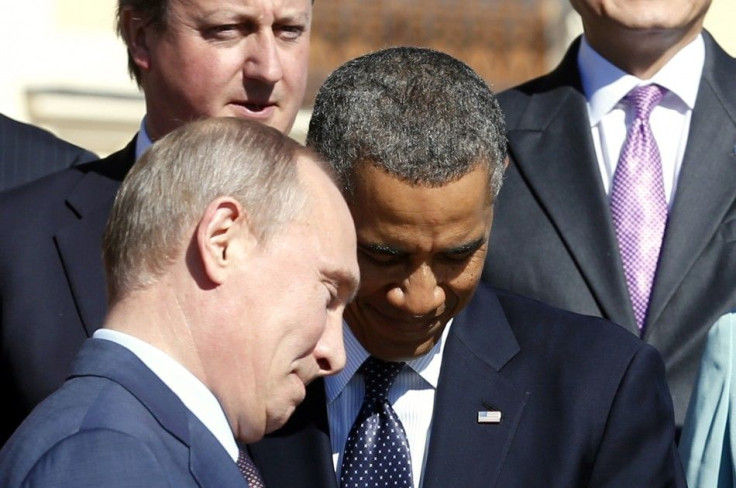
[265,405,297,434]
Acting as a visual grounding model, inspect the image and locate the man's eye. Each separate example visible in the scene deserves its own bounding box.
[205,24,253,39]
[276,25,305,41]
[205,24,244,39]
[442,251,474,263]
[324,286,342,310]
[360,251,401,265]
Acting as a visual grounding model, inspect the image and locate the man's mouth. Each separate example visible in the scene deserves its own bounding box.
[244,102,270,112]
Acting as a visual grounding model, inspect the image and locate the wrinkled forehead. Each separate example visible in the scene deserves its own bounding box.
[348,163,493,248]
[167,0,313,19]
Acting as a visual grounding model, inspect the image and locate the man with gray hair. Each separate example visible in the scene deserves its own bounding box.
[0,0,315,445]
[249,46,685,487]
[0,117,359,487]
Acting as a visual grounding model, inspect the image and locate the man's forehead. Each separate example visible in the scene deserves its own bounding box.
[350,164,492,216]
[171,0,312,18]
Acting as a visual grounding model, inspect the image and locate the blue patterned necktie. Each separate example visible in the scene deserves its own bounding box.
[610,84,668,334]
[340,356,414,488]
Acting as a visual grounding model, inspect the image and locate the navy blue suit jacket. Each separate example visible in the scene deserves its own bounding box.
[0,113,96,192]
[483,31,736,428]
[249,284,686,487]
[0,339,247,487]
[0,138,136,446]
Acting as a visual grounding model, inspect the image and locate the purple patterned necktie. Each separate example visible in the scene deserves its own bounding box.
[237,448,266,488]
[340,356,413,488]
[610,84,668,334]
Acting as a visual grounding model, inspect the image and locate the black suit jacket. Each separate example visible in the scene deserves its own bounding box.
[0,138,136,446]
[250,284,685,487]
[0,113,97,192]
[482,32,736,427]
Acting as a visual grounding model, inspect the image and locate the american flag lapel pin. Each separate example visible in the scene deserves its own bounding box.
[477,407,502,424]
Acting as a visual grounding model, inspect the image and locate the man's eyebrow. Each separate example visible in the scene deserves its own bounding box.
[444,237,486,255]
[358,243,404,256]
[325,269,360,302]
[359,237,486,256]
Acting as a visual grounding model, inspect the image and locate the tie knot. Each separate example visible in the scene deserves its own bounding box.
[359,356,404,403]
[625,84,666,121]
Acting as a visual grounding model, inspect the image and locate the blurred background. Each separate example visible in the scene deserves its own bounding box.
[1,0,733,154]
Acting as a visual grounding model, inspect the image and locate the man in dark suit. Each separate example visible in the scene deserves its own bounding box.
[0,0,314,446]
[482,0,736,431]
[0,113,96,191]
[0,117,359,486]
[249,47,685,487]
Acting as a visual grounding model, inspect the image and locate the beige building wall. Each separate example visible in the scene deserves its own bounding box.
[1,0,733,156]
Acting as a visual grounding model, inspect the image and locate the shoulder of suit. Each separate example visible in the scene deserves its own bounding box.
[489,285,646,354]
[0,140,136,225]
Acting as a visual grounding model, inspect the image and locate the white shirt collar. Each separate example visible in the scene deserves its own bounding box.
[325,319,451,403]
[93,329,239,461]
[578,33,704,126]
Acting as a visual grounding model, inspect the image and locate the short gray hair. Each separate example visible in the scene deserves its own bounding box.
[103,117,315,302]
[306,46,507,202]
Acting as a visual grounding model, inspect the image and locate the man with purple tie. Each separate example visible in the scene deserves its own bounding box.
[482,0,736,435]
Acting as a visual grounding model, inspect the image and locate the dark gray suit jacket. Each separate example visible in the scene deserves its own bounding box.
[482,31,736,427]
[0,339,248,487]
[250,284,685,487]
[0,139,136,446]
[0,113,96,192]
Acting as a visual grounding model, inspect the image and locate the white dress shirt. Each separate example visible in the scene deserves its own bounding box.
[578,34,704,207]
[93,329,239,462]
[326,320,451,488]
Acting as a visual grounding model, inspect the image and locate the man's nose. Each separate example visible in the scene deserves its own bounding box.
[312,312,346,377]
[387,264,445,317]
[242,31,283,84]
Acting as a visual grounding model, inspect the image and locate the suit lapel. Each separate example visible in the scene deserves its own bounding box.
[645,33,736,335]
[249,380,337,488]
[188,416,247,487]
[54,139,137,335]
[74,339,247,487]
[422,287,528,488]
[507,41,635,331]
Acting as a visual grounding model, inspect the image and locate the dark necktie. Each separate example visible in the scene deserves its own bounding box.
[340,356,414,488]
[237,448,266,488]
[610,84,668,334]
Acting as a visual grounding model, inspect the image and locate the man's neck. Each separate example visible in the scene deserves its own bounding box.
[584,26,703,79]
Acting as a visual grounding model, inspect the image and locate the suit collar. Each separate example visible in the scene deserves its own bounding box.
[65,137,137,218]
[55,138,138,335]
[422,284,528,488]
[73,338,246,487]
[502,51,637,330]
[646,31,736,334]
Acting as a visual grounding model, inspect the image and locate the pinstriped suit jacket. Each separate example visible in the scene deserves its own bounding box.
[0,113,96,192]
[0,138,136,446]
